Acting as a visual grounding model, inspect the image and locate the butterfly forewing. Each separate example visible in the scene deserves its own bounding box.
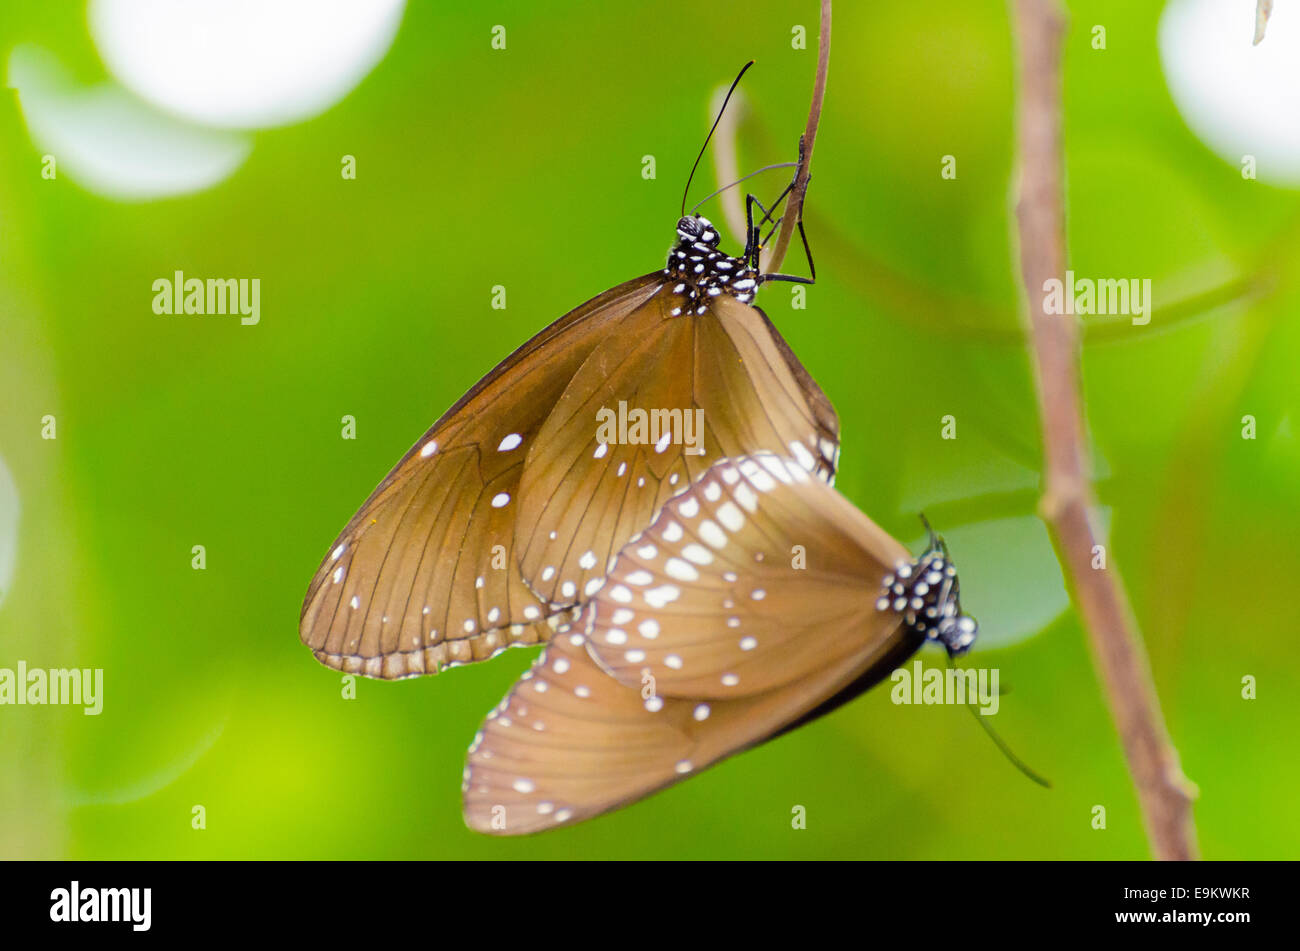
[463,454,918,835]
[514,290,840,613]
[300,274,661,679]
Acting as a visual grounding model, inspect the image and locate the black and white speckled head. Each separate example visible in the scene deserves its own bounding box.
[874,536,978,656]
[663,214,761,316]
[674,215,720,246]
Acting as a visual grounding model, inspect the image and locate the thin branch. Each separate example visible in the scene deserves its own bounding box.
[1008,0,1199,861]
[765,0,831,275]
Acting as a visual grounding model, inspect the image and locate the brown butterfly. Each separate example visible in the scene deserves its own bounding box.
[462,453,978,834]
[300,160,837,680]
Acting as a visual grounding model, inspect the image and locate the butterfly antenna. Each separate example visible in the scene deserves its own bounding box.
[682,60,755,217]
[689,162,798,215]
[917,512,951,560]
[917,512,946,558]
[918,511,935,543]
[946,654,1052,788]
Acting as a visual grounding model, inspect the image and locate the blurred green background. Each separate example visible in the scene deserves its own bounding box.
[1,0,1296,859]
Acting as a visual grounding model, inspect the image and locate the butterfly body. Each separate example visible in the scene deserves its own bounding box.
[662,215,761,314]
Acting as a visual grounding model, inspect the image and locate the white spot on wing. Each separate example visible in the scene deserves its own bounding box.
[790,440,817,472]
[716,502,744,532]
[664,557,699,582]
[681,543,713,565]
[734,482,759,513]
[698,520,727,549]
[644,584,680,608]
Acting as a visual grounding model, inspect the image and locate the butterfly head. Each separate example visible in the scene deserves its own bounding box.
[875,524,979,656]
[675,215,721,248]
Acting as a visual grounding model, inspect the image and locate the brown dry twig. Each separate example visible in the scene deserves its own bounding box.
[1009,0,1199,861]
[765,0,831,275]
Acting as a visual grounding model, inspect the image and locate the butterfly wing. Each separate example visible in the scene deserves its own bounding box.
[585,454,908,695]
[463,454,918,835]
[300,274,662,679]
[514,291,840,615]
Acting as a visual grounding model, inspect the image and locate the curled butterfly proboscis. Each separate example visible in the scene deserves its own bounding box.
[462,453,979,835]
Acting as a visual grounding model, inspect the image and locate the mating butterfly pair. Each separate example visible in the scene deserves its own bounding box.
[300,211,978,834]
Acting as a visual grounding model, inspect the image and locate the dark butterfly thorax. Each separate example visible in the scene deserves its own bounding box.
[663,215,760,316]
[876,541,978,655]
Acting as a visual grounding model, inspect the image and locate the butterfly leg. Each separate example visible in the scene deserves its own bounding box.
[795,215,816,282]
[760,272,814,286]
[759,208,814,284]
[769,176,816,282]
[752,183,794,232]
[769,141,816,281]
[749,181,795,265]
[753,139,812,273]
[744,192,778,269]
[743,176,811,284]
